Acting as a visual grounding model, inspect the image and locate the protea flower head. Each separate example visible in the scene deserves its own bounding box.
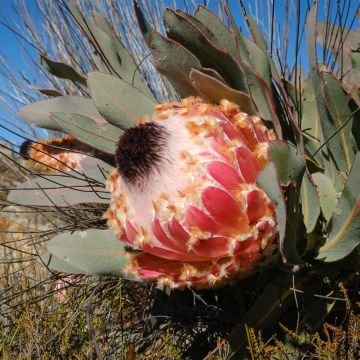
[105,97,278,288]
[19,135,94,173]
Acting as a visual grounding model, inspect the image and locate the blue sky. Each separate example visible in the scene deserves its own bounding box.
[0,0,358,146]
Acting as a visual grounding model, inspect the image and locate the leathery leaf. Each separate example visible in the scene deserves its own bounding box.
[40,55,87,85]
[189,69,258,115]
[306,3,349,173]
[39,250,87,275]
[312,172,338,222]
[47,229,133,277]
[18,96,105,131]
[7,170,109,207]
[268,141,305,186]
[51,112,122,155]
[88,72,156,129]
[317,152,360,262]
[149,32,201,97]
[301,171,320,233]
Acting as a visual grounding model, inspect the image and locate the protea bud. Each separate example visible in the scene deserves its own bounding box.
[105,97,278,288]
[20,135,105,173]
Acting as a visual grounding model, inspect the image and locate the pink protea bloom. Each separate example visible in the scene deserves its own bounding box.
[20,135,89,173]
[105,97,278,288]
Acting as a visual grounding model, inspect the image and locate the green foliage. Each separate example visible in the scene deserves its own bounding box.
[47,229,132,277]
[51,112,122,154]
[88,72,156,129]
[40,54,87,86]
[3,0,359,358]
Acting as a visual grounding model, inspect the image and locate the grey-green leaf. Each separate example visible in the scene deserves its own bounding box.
[164,9,249,94]
[323,72,356,171]
[312,172,338,222]
[51,112,122,154]
[18,96,105,131]
[149,32,201,97]
[7,171,109,207]
[301,171,321,233]
[257,163,286,254]
[306,4,348,173]
[47,229,133,277]
[316,152,360,262]
[88,72,156,129]
[268,141,305,185]
[189,69,259,115]
[39,250,87,275]
[40,55,87,85]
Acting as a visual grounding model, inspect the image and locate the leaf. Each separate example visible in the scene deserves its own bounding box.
[258,158,304,265]
[301,80,324,166]
[175,9,220,46]
[88,72,156,129]
[51,112,122,155]
[245,15,282,84]
[149,32,201,97]
[189,69,259,115]
[301,171,321,233]
[133,0,151,39]
[312,172,338,222]
[164,9,249,94]
[194,5,238,57]
[221,5,282,138]
[79,157,114,184]
[7,171,109,207]
[68,3,154,99]
[257,163,286,256]
[39,251,87,275]
[47,229,133,277]
[18,96,105,131]
[40,55,87,85]
[323,73,357,170]
[268,141,305,185]
[316,152,360,262]
[93,12,113,37]
[111,35,156,100]
[244,14,267,52]
[32,87,64,97]
[306,4,348,173]
[323,72,356,171]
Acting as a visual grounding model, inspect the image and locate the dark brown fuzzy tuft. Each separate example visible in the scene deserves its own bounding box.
[19,140,33,160]
[115,122,168,184]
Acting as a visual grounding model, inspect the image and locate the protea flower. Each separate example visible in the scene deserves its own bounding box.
[105,97,278,288]
[19,135,89,173]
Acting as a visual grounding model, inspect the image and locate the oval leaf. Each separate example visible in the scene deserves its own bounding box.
[7,171,109,207]
[40,55,87,85]
[317,152,360,262]
[88,72,156,129]
[39,250,88,275]
[268,141,305,185]
[190,69,259,116]
[51,112,122,155]
[149,32,201,97]
[47,229,133,277]
[312,172,338,222]
[18,96,105,131]
[301,171,321,233]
